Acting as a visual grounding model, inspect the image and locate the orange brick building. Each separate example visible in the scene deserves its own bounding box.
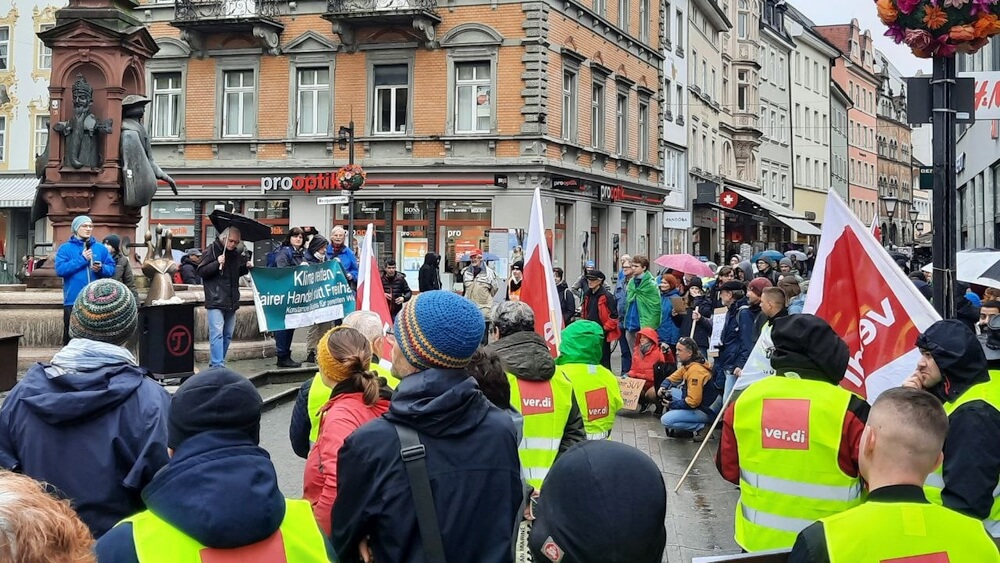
[139,0,665,284]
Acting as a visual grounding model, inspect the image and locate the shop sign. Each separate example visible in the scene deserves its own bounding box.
[597,184,664,205]
[262,172,342,194]
[551,176,591,194]
[720,190,739,208]
[663,211,692,229]
[494,174,509,188]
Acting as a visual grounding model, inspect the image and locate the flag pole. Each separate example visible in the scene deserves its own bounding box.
[673,391,734,493]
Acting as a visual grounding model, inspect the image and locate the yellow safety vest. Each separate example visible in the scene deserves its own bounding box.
[559,363,623,440]
[307,362,399,444]
[507,371,575,490]
[119,498,329,563]
[732,376,863,552]
[822,498,1000,563]
[925,368,1000,537]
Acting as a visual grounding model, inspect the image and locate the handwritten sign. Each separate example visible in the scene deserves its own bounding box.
[618,377,647,410]
[708,307,728,351]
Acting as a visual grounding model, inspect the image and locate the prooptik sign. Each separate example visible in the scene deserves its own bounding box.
[261,172,343,194]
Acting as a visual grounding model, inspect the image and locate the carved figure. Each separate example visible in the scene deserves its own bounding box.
[141,226,179,306]
[120,95,178,207]
[53,75,112,169]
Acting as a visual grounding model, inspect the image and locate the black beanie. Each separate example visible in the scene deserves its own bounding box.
[168,368,263,450]
[102,234,121,253]
[770,315,849,384]
[529,441,666,563]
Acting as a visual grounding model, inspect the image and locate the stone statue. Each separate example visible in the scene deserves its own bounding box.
[53,75,112,169]
[141,226,180,306]
[121,94,178,207]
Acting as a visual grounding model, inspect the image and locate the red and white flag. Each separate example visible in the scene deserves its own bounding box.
[520,188,563,357]
[870,211,881,243]
[355,223,394,361]
[803,191,940,401]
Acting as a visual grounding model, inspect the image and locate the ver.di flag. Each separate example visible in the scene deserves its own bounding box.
[520,188,563,357]
[803,190,941,401]
[356,223,394,363]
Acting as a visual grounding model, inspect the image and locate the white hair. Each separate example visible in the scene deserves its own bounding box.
[218,227,241,242]
[343,310,385,347]
[331,226,346,235]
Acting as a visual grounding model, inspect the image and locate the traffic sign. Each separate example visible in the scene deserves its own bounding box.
[317,195,349,205]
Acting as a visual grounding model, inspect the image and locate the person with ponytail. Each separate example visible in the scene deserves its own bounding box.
[303,326,391,535]
[656,337,717,441]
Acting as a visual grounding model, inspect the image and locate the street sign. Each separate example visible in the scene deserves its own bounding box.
[906,76,976,124]
[317,195,349,205]
[494,174,509,188]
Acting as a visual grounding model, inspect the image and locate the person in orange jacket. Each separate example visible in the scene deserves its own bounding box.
[625,327,673,412]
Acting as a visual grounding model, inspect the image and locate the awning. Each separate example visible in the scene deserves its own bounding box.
[0,176,39,208]
[774,216,822,236]
[729,187,808,220]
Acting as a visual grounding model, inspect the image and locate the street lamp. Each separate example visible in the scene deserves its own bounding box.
[881,194,898,248]
[909,207,919,269]
[337,121,356,246]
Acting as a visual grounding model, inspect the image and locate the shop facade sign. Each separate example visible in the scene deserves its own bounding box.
[262,172,343,194]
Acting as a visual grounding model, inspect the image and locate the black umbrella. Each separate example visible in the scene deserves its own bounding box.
[208,210,272,242]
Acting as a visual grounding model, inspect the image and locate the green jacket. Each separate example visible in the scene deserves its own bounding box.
[625,272,661,330]
[556,320,605,366]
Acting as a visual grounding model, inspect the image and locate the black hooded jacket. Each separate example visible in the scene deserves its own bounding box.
[486,331,586,453]
[917,320,1000,521]
[418,252,442,292]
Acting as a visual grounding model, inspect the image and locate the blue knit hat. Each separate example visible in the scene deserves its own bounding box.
[393,291,484,370]
[71,215,92,236]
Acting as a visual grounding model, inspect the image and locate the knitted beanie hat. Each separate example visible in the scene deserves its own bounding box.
[71,215,92,236]
[168,367,262,450]
[747,277,773,297]
[316,325,371,385]
[102,234,121,253]
[393,291,484,371]
[69,279,138,344]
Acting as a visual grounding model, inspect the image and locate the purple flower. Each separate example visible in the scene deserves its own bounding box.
[885,25,906,43]
[897,0,922,14]
[904,28,935,51]
[971,0,997,15]
[936,34,957,57]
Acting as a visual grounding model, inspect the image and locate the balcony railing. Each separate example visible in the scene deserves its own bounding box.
[326,0,436,14]
[175,0,283,21]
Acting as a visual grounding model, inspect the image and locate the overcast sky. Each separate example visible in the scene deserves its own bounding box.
[798,1,932,77]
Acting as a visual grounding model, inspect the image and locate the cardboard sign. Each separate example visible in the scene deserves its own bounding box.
[619,377,647,410]
[708,307,728,350]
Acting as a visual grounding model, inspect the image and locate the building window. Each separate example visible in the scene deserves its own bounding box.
[222,70,255,138]
[591,79,605,149]
[152,72,182,139]
[34,115,49,157]
[0,26,8,71]
[638,99,649,162]
[664,78,672,120]
[562,67,578,141]
[618,0,629,31]
[664,1,672,43]
[37,23,54,70]
[373,64,409,135]
[676,10,684,49]
[737,70,749,111]
[738,0,749,39]
[676,84,684,120]
[0,116,5,162]
[296,68,330,137]
[779,114,785,142]
[454,61,491,134]
[711,69,716,100]
[594,0,606,17]
[639,0,649,42]
[616,91,628,156]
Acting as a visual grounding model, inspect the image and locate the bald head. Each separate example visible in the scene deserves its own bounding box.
[861,387,949,485]
[343,310,387,358]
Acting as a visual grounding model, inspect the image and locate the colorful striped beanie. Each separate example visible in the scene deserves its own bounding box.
[69,279,138,345]
[393,291,484,371]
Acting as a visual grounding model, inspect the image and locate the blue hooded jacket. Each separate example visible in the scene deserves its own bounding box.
[55,235,116,305]
[95,431,335,562]
[657,288,682,347]
[332,368,522,563]
[326,242,359,281]
[713,297,756,387]
[0,361,170,537]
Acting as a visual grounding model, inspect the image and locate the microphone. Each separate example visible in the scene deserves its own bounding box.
[84,240,91,251]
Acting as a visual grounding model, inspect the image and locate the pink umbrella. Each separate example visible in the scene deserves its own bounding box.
[654,254,714,277]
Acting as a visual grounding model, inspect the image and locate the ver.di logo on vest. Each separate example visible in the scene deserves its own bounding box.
[518,380,555,416]
[585,388,610,421]
[760,398,810,450]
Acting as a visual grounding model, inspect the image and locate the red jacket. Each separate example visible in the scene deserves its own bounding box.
[303,392,390,536]
[629,327,665,388]
[581,288,621,342]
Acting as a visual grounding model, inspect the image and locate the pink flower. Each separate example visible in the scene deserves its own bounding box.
[904,29,935,51]
[971,0,998,15]
[884,25,906,43]
[935,34,958,57]
[896,0,922,14]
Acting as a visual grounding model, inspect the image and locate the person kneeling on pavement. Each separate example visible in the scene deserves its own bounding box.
[96,368,333,562]
[658,337,717,441]
[555,320,624,441]
[625,327,674,413]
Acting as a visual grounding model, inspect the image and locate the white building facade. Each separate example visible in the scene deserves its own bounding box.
[757,0,793,209]
[662,0,690,254]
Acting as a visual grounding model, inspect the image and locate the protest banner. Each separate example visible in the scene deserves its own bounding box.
[619,377,647,410]
[251,261,356,332]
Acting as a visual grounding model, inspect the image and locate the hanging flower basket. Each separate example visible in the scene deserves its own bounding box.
[878,0,1000,58]
[336,164,366,192]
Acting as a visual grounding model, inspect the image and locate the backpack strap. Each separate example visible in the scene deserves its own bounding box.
[394,424,448,563]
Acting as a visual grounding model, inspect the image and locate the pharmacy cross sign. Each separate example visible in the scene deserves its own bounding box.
[720,190,739,209]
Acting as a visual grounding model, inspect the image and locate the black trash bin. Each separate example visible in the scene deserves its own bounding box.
[138,303,195,379]
[0,332,22,391]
